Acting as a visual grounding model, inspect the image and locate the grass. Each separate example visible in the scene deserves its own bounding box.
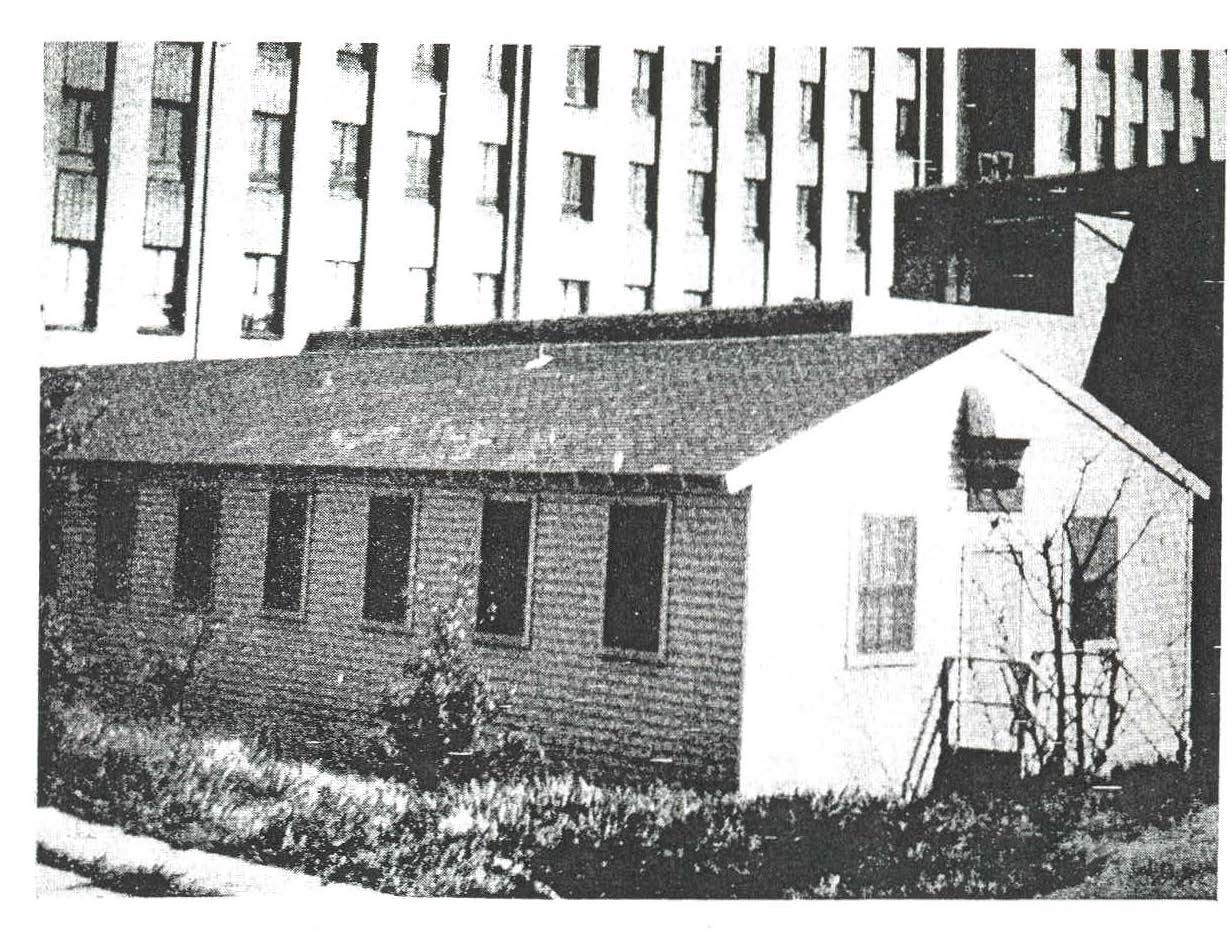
[39,701,1216,899]
[37,844,222,897]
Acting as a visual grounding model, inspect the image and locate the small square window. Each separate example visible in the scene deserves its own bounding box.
[603,501,668,653]
[561,151,596,220]
[476,498,533,638]
[561,278,589,316]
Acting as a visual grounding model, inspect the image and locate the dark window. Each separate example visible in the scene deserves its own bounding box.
[745,70,770,135]
[405,131,437,200]
[411,44,436,80]
[1097,49,1115,73]
[962,437,1028,513]
[1060,107,1080,161]
[848,90,871,150]
[94,481,137,604]
[796,185,819,244]
[561,152,595,220]
[1068,516,1118,642]
[690,60,716,126]
[799,81,821,142]
[1162,129,1178,165]
[1129,122,1146,166]
[687,170,713,235]
[743,178,767,240]
[241,252,283,337]
[173,486,220,609]
[478,142,507,209]
[896,98,919,156]
[476,498,532,637]
[1192,50,1210,100]
[632,49,659,115]
[1194,135,1210,162]
[330,121,365,197]
[363,495,415,625]
[262,488,309,611]
[60,93,98,155]
[856,515,917,654]
[566,45,600,107]
[148,104,185,166]
[602,502,667,652]
[249,112,285,185]
[628,161,656,228]
[1095,114,1112,169]
[846,191,868,251]
[1062,48,1081,68]
[1161,50,1179,92]
[1131,49,1148,81]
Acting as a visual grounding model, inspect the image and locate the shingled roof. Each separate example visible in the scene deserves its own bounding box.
[47,330,986,479]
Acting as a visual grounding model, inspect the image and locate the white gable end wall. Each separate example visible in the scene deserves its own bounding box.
[737,342,1195,797]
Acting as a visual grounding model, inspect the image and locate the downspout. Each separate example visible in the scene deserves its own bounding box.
[191,42,218,361]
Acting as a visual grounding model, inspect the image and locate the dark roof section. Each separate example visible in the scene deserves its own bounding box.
[303,300,852,353]
[47,330,986,478]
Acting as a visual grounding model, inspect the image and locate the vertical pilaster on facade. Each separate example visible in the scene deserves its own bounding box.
[434,44,481,323]
[195,43,257,357]
[710,45,749,306]
[652,47,692,312]
[180,43,215,355]
[916,49,928,188]
[765,47,802,305]
[867,45,897,299]
[1078,48,1099,172]
[816,46,850,300]
[1177,49,1196,163]
[361,40,414,330]
[282,42,335,343]
[590,43,634,317]
[941,47,960,185]
[1146,50,1167,167]
[1112,49,1134,170]
[503,46,528,319]
[42,44,65,300]
[1033,49,1063,177]
[96,42,155,335]
[1210,50,1228,162]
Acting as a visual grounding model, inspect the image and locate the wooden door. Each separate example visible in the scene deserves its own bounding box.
[957,547,1025,752]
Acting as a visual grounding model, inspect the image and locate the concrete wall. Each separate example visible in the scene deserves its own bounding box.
[54,472,748,784]
[737,342,1195,796]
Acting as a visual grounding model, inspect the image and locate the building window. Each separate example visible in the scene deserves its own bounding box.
[1193,135,1210,163]
[93,481,137,605]
[745,70,769,135]
[241,253,283,338]
[856,515,917,655]
[561,278,589,316]
[330,121,365,197]
[743,178,767,240]
[408,267,434,323]
[1062,48,1081,69]
[52,170,100,243]
[411,43,437,81]
[632,49,658,115]
[565,45,599,108]
[1060,107,1079,162]
[324,259,360,328]
[848,90,871,150]
[799,81,821,142]
[1094,115,1112,170]
[148,104,185,167]
[1192,50,1210,101]
[682,289,710,308]
[262,488,310,612]
[139,245,184,332]
[363,495,415,626]
[846,191,868,252]
[476,498,533,637]
[603,501,668,653]
[476,272,503,319]
[1129,122,1146,166]
[60,93,98,155]
[623,284,652,313]
[628,162,655,228]
[796,185,818,244]
[1161,50,1179,93]
[173,486,220,610]
[1162,129,1178,165]
[249,112,285,186]
[405,131,437,201]
[561,152,595,220]
[44,240,96,330]
[477,142,506,209]
[896,97,919,156]
[1096,49,1115,74]
[482,45,503,84]
[1131,49,1148,81]
[690,60,716,126]
[687,170,713,235]
[1068,516,1118,642]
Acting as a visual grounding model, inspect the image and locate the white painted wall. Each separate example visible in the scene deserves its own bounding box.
[736,340,1196,796]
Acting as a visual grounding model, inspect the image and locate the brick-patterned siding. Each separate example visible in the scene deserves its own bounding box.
[55,468,748,784]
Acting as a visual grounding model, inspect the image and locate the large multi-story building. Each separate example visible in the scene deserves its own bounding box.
[40,43,1226,366]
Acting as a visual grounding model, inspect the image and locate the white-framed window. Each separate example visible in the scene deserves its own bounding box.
[853,514,918,659]
[690,59,715,126]
[561,278,589,316]
[632,49,658,114]
[405,131,436,200]
[249,112,285,186]
[561,151,595,220]
[565,45,599,107]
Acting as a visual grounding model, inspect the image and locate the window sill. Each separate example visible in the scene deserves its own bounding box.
[44,324,96,333]
[847,650,917,670]
[241,329,284,341]
[474,631,530,650]
[600,646,665,667]
[137,325,185,337]
[359,621,412,638]
[261,607,306,624]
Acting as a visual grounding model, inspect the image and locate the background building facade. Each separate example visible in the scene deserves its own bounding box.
[41,43,1227,365]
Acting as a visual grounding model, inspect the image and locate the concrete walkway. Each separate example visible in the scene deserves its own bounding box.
[37,807,389,898]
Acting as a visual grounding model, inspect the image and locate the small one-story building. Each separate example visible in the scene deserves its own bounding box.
[43,310,1208,796]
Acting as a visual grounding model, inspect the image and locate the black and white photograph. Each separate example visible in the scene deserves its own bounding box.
[13,2,1228,911]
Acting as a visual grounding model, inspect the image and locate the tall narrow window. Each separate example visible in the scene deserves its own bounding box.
[1131,49,1148,81]
[848,90,870,149]
[476,272,503,319]
[796,185,818,244]
[1161,50,1179,93]
[478,142,506,209]
[324,259,360,328]
[896,97,919,156]
[242,252,283,337]
[856,515,917,655]
[690,60,715,126]
[482,45,503,84]
[330,121,364,197]
[476,498,533,637]
[173,486,220,610]
[1129,122,1146,166]
[1094,114,1112,170]
[561,278,589,316]
[363,495,415,625]
[411,44,437,81]
[628,162,655,228]
[687,170,713,235]
[799,81,821,142]
[405,131,436,201]
[249,112,285,186]
[743,178,767,240]
[745,70,768,135]
[1068,516,1118,642]
[846,191,868,251]
[1096,49,1115,73]
[262,488,309,611]
[561,152,595,220]
[603,502,668,652]
[94,481,137,605]
[632,49,658,115]
[565,45,599,107]
[1060,107,1079,161]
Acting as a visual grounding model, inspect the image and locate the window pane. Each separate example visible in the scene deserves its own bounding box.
[603,502,667,651]
[262,488,309,610]
[173,486,220,609]
[1069,516,1118,641]
[476,499,532,636]
[94,482,137,604]
[363,495,415,624]
[856,515,917,654]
